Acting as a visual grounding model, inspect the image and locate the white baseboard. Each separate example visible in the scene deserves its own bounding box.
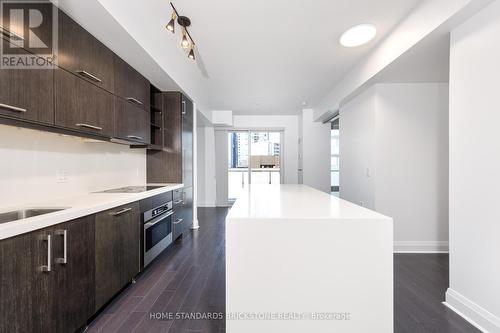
[444,288,500,333]
[394,241,449,253]
[197,201,216,207]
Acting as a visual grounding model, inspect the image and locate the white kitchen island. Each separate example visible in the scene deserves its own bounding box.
[226,184,393,333]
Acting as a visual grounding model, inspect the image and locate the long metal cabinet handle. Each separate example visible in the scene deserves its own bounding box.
[126,135,143,141]
[40,235,52,272]
[0,26,24,41]
[0,103,27,113]
[110,207,132,216]
[173,218,183,225]
[55,230,68,264]
[76,123,103,131]
[144,211,174,229]
[126,97,143,106]
[75,70,102,83]
[173,199,183,205]
[181,100,186,115]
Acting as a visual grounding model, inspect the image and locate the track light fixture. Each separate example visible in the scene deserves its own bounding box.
[188,47,195,60]
[167,2,197,62]
[181,29,190,49]
[166,12,176,33]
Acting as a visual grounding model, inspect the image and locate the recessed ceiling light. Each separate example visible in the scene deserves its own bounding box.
[340,24,377,47]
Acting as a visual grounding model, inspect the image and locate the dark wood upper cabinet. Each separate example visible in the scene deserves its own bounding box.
[114,97,151,144]
[114,56,150,110]
[54,69,114,137]
[95,203,140,311]
[0,216,95,333]
[58,10,114,93]
[0,40,54,125]
[147,92,191,184]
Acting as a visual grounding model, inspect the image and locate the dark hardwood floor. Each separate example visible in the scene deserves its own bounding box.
[87,208,478,333]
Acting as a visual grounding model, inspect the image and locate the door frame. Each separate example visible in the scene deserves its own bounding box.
[219,128,285,202]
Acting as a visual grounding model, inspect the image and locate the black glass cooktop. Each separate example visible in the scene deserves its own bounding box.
[96,186,165,194]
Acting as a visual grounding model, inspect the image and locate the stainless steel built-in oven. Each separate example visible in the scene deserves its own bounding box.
[143,200,173,267]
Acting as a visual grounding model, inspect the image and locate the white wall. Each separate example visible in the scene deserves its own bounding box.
[340,83,449,253]
[196,125,217,207]
[375,83,449,252]
[232,115,299,185]
[300,109,331,193]
[339,87,376,209]
[0,125,146,208]
[446,1,500,331]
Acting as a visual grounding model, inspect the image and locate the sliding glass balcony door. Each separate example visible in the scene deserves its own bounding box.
[228,130,283,202]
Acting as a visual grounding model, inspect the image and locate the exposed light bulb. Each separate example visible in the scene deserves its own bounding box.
[181,31,191,49]
[166,13,176,33]
[188,47,195,60]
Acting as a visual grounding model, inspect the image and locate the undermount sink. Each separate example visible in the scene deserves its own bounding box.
[0,208,68,224]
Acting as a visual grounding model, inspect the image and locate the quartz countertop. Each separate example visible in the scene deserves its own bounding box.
[0,183,183,240]
[226,184,390,221]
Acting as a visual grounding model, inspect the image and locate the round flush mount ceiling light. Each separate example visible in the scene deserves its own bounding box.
[339,24,377,47]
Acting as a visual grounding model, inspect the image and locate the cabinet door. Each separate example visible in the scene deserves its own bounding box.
[0,40,54,124]
[54,216,95,332]
[95,208,123,311]
[114,56,150,110]
[172,210,183,241]
[0,232,37,333]
[115,97,150,144]
[30,226,59,333]
[182,96,194,187]
[182,187,193,234]
[119,202,140,287]
[95,203,140,311]
[164,93,183,182]
[55,69,114,137]
[58,10,114,92]
[0,218,95,333]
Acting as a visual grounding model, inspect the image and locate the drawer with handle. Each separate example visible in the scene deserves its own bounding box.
[172,214,184,241]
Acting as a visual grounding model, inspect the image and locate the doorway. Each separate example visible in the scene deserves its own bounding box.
[227,130,283,202]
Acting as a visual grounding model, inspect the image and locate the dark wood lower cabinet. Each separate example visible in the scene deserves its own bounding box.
[172,187,193,241]
[0,230,36,333]
[0,216,95,333]
[54,216,95,333]
[181,187,193,234]
[95,202,140,311]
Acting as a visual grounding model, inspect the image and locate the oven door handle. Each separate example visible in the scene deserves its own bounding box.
[144,210,173,230]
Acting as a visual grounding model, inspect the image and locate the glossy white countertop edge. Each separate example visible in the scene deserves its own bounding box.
[0,183,183,240]
[226,184,391,221]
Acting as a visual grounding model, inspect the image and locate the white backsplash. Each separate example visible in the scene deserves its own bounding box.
[0,124,147,208]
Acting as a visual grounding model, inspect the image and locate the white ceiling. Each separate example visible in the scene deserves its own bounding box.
[97,0,422,115]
